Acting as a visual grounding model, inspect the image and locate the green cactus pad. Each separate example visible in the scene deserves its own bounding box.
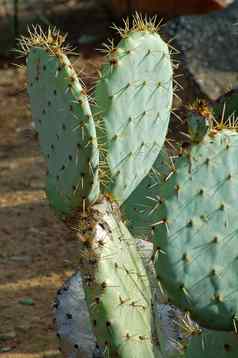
[186,330,238,358]
[154,129,238,330]
[213,87,238,122]
[95,23,173,205]
[122,148,171,239]
[79,199,161,357]
[25,32,99,216]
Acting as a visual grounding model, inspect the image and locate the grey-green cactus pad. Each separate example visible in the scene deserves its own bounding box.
[154,130,238,330]
[95,30,173,205]
[81,200,161,357]
[186,330,238,358]
[27,47,99,216]
[122,148,171,239]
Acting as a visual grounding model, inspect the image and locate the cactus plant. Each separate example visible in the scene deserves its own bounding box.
[20,14,238,357]
[19,15,174,357]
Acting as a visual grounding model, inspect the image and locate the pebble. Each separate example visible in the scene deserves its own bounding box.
[0,347,12,352]
[0,331,16,341]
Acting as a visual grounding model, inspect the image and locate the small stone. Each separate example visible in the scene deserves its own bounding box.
[0,347,12,352]
[9,255,32,263]
[29,179,44,189]
[16,323,31,332]
[0,331,16,341]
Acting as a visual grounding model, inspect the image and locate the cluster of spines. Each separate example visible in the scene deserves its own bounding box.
[17,25,74,57]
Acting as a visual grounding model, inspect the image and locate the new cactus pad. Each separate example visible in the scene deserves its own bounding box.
[95,15,173,204]
[154,127,238,330]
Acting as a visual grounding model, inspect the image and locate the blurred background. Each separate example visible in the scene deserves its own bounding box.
[0,0,237,357]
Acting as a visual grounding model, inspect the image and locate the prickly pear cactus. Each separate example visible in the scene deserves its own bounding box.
[185,329,238,358]
[154,126,238,331]
[95,14,173,205]
[19,16,174,358]
[76,199,161,357]
[22,28,100,216]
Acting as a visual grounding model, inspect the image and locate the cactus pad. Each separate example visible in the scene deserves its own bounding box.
[186,330,238,358]
[213,87,238,122]
[24,29,100,216]
[78,199,161,357]
[154,129,238,330]
[122,148,171,239]
[95,17,173,204]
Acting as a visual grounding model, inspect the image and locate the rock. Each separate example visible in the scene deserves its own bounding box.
[55,272,99,358]
[0,347,12,352]
[9,255,32,263]
[164,1,238,102]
